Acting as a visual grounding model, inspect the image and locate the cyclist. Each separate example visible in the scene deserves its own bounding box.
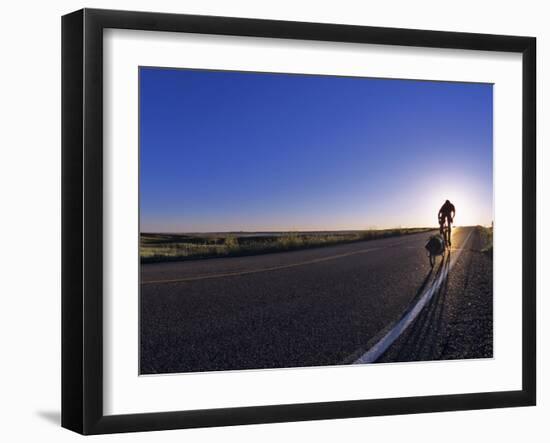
[438,199,456,246]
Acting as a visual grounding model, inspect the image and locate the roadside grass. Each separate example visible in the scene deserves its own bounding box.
[478,225,493,257]
[140,228,433,263]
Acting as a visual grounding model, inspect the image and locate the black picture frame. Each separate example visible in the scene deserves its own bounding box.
[62,8,536,435]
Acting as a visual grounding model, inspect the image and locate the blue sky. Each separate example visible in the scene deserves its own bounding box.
[140,67,493,232]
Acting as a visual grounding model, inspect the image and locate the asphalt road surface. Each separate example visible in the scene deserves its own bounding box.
[140,226,493,374]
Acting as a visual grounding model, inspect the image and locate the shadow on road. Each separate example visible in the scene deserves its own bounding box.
[379,251,453,362]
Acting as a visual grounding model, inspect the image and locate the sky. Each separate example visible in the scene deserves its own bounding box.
[140,67,493,233]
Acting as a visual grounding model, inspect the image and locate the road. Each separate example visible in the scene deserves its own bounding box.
[140,226,493,374]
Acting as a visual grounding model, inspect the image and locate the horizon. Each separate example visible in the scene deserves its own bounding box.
[140,224,489,235]
[140,68,493,233]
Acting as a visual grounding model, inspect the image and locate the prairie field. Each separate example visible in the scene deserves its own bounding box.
[140,228,433,263]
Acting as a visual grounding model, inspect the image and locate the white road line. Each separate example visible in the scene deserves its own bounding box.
[353,229,474,365]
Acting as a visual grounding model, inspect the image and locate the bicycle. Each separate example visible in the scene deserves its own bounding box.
[441,217,452,249]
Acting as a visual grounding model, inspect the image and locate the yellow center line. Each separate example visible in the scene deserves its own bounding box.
[141,246,383,285]
[140,229,466,286]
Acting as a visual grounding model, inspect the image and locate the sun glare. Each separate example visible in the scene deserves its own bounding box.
[422,185,490,228]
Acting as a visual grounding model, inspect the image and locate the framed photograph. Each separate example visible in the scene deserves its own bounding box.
[62,8,536,435]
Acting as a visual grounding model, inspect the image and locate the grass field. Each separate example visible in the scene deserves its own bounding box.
[140,228,433,263]
[479,225,493,256]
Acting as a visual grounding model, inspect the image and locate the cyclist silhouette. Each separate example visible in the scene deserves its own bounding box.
[438,200,456,245]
